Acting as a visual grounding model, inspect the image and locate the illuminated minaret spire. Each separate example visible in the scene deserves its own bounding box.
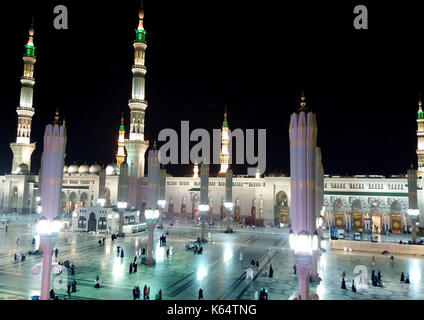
[125,2,149,178]
[219,106,230,176]
[10,19,37,174]
[417,95,424,178]
[116,113,126,167]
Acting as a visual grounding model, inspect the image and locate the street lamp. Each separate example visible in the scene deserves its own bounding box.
[144,208,159,265]
[289,228,315,300]
[408,208,419,244]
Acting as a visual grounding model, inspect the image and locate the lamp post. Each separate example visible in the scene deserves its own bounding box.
[144,208,159,265]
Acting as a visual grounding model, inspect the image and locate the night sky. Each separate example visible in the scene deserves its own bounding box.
[0,1,422,177]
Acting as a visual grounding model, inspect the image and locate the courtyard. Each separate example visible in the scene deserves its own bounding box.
[0,215,423,300]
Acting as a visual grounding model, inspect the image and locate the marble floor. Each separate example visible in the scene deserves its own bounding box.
[0,215,423,300]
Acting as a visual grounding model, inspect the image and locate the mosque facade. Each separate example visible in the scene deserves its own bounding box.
[0,7,422,235]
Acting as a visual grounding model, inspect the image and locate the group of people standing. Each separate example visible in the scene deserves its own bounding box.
[132,285,162,300]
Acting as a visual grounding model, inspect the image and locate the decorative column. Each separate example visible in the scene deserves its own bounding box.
[144,209,159,265]
[311,147,323,282]
[199,162,210,242]
[97,168,106,206]
[117,162,129,236]
[408,165,419,244]
[157,166,166,228]
[288,92,318,300]
[38,121,67,300]
[224,169,234,233]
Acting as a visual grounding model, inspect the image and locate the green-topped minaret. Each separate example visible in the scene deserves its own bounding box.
[10,19,37,174]
[125,3,149,178]
[417,95,424,178]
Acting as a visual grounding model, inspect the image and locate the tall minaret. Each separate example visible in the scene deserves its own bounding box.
[219,106,230,176]
[10,20,37,174]
[116,113,126,167]
[417,95,424,178]
[124,3,149,178]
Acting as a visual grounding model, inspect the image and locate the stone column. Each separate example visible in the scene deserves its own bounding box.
[288,94,318,300]
[39,123,67,300]
[408,166,419,243]
[145,222,155,264]
[200,162,209,241]
[98,168,106,206]
[158,166,166,228]
[225,169,233,233]
[117,162,128,235]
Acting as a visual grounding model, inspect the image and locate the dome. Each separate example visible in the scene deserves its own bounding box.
[106,164,115,175]
[68,164,79,174]
[16,163,29,175]
[89,164,102,174]
[63,165,69,173]
[78,164,90,174]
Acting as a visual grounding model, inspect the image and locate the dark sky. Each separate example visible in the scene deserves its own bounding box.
[0,1,422,177]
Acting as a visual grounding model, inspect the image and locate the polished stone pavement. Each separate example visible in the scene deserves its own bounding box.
[0,215,423,300]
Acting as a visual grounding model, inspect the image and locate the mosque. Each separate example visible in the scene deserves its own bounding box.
[0,6,422,235]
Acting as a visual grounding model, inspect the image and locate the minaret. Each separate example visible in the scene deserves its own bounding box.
[417,95,424,178]
[116,113,126,167]
[193,161,199,178]
[124,3,149,178]
[219,106,230,176]
[10,20,37,174]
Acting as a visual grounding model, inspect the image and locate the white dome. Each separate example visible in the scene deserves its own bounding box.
[63,165,69,173]
[16,163,29,175]
[78,164,90,174]
[89,164,102,174]
[68,164,79,174]
[106,164,115,175]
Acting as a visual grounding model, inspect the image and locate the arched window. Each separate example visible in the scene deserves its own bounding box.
[78,216,87,228]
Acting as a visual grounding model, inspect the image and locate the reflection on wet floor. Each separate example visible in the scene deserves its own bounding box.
[0,216,423,300]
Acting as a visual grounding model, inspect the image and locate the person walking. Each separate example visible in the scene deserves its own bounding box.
[121,248,125,258]
[351,280,356,293]
[269,264,273,278]
[146,287,150,300]
[55,248,59,259]
[129,263,133,274]
[132,287,138,300]
[293,264,297,274]
[390,256,394,265]
[405,273,410,284]
[143,285,147,300]
[401,272,405,282]
[377,271,382,281]
[341,277,347,289]
[198,287,204,300]
[5,225,7,233]
[72,280,77,293]
[167,247,170,258]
